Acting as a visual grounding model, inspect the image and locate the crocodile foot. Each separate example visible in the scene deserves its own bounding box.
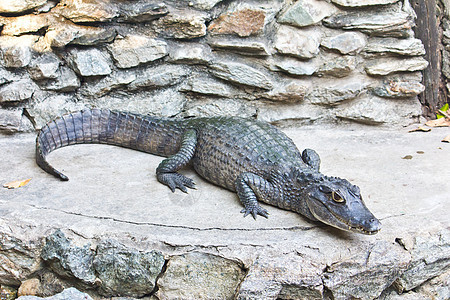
[240,206,269,220]
[157,173,196,193]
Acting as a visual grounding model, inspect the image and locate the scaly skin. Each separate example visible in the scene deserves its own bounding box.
[36,109,381,235]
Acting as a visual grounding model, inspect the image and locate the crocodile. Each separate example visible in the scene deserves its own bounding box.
[36,108,381,235]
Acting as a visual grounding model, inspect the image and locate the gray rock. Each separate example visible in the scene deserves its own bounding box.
[44,67,81,92]
[257,103,325,124]
[365,57,429,76]
[331,0,399,6]
[0,14,50,36]
[157,252,245,300]
[208,39,269,56]
[371,80,425,98]
[28,53,61,80]
[188,0,223,10]
[260,81,308,103]
[273,57,319,76]
[0,35,38,68]
[67,48,112,77]
[364,37,426,56]
[182,98,256,118]
[179,74,234,97]
[107,35,168,69]
[0,233,41,286]
[116,3,169,23]
[323,241,411,299]
[90,89,186,117]
[40,230,96,286]
[316,55,356,78]
[155,11,207,39]
[274,26,321,59]
[414,269,450,300]
[0,109,34,133]
[80,70,136,98]
[0,79,38,102]
[321,32,367,55]
[278,0,337,28]
[128,65,190,91]
[94,240,165,297]
[394,230,450,292]
[307,81,367,106]
[238,253,323,300]
[169,44,212,65]
[323,10,413,38]
[0,0,47,13]
[17,287,93,300]
[25,93,86,129]
[55,0,167,23]
[335,95,422,125]
[40,20,116,48]
[0,67,16,85]
[210,61,273,90]
[207,8,266,37]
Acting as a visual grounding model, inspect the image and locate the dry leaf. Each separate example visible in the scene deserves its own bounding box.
[425,118,450,127]
[3,178,31,189]
[442,135,450,143]
[408,126,431,133]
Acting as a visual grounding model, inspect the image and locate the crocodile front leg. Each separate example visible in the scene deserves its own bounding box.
[235,172,279,219]
[156,129,197,193]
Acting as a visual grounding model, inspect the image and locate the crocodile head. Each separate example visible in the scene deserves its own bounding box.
[296,172,381,235]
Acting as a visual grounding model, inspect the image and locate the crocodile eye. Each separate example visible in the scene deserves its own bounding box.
[332,191,344,203]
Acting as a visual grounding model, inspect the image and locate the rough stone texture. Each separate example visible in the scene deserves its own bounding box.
[208,8,266,37]
[41,230,96,286]
[0,109,34,133]
[321,32,367,55]
[0,0,48,14]
[210,61,273,89]
[17,287,93,300]
[365,57,429,76]
[278,0,337,28]
[155,11,207,39]
[307,80,367,106]
[323,9,414,38]
[364,37,426,56]
[0,0,429,130]
[107,35,168,69]
[94,240,165,297]
[157,252,245,299]
[274,26,321,59]
[0,35,38,68]
[0,79,38,103]
[331,0,399,7]
[1,126,449,299]
[371,79,425,98]
[66,48,112,77]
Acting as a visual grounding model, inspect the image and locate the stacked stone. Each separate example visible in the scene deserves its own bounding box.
[0,0,428,133]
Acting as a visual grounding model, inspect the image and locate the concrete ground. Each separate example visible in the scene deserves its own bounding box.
[1,125,449,298]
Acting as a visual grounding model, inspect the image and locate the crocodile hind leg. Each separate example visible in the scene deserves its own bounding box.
[156,129,197,193]
[235,172,278,220]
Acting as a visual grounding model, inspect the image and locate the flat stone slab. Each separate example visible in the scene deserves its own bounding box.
[1,126,449,299]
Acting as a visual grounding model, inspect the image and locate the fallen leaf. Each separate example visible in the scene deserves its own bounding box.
[408,126,431,132]
[3,178,31,189]
[442,135,450,143]
[425,118,450,127]
[437,103,449,119]
[402,155,413,160]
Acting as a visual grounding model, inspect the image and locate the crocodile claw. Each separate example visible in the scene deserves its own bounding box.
[157,173,196,193]
[240,206,269,220]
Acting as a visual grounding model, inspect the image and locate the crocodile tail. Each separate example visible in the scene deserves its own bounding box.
[36,108,184,181]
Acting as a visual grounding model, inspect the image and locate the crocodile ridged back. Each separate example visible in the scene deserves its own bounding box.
[36,108,185,180]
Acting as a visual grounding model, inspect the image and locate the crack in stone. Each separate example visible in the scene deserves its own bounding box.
[27,204,317,232]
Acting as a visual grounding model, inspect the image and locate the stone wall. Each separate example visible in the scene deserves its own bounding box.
[0,0,429,134]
